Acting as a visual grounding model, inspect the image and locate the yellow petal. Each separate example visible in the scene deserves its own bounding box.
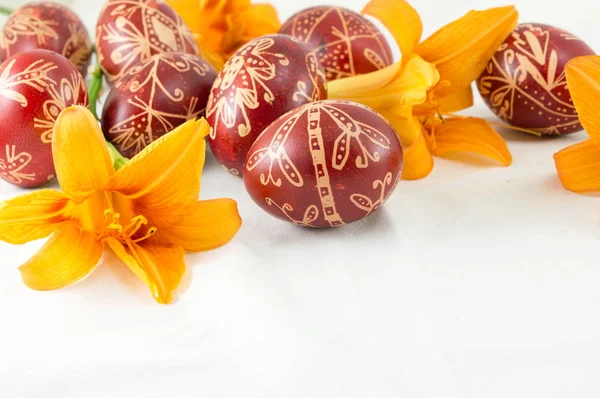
[402,130,434,180]
[415,6,518,91]
[554,139,600,193]
[240,3,281,40]
[53,106,115,204]
[105,239,186,304]
[19,225,102,291]
[0,190,73,244]
[166,199,242,252]
[565,56,600,145]
[379,110,423,145]
[109,118,209,228]
[328,54,440,113]
[437,85,474,113]
[362,0,422,56]
[427,117,512,166]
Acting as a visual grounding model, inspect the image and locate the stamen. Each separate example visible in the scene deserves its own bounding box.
[132,227,157,243]
[98,209,157,245]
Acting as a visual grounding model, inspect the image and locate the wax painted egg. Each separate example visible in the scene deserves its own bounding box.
[96,0,198,83]
[207,34,328,176]
[279,6,393,81]
[102,52,216,158]
[0,2,93,77]
[244,100,403,228]
[0,49,88,188]
[477,23,595,135]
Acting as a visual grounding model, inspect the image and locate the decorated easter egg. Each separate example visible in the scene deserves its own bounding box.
[477,23,595,135]
[0,49,88,188]
[207,34,328,176]
[279,6,393,81]
[96,0,198,83]
[244,100,403,228]
[102,52,216,158]
[0,2,93,77]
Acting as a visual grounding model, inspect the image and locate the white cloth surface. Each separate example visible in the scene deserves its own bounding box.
[2,0,600,397]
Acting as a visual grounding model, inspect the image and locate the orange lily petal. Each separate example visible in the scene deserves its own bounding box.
[565,56,600,145]
[362,0,422,56]
[241,3,280,40]
[328,54,440,113]
[19,225,102,291]
[166,199,242,252]
[554,139,600,193]
[0,190,72,244]
[402,130,434,180]
[416,6,518,91]
[109,118,209,228]
[105,238,186,304]
[53,106,115,204]
[427,117,512,166]
[438,85,474,113]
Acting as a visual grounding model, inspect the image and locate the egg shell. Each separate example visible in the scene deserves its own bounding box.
[0,2,93,77]
[477,23,595,135]
[279,6,393,81]
[102,52,216,158]
[207,34,328,176]
[95,0,198,83]
[0,49,88,188]
[244,100,403,228]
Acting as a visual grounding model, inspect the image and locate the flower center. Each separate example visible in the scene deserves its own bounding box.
[98,209,157,245]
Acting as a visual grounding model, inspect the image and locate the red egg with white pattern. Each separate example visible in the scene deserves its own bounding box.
[0,50,88,188]
[95,0,198,83]
[206,34,328,176]
[244,100,403,228]
[102,52,217,158]
[0,2,93,77]
[279,6,393,81]
[477,23,595,135]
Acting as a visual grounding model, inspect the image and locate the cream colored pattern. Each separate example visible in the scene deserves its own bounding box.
[207,37,290,139]
[478,24,580,135]
[0,145,35,184]
[96,0,198,81]
[108,53,210,154]
[351,172,393,216]
[0,59,57,107]
[247,101,392,227]
[1,8,59,52]
[265,198,320,227]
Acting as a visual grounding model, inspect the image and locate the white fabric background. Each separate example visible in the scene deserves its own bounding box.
[1,0,600,397]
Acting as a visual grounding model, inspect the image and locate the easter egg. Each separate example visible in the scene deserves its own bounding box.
[96,0,198,83]
[0,49,88,188]
[477,23,595,135]
[279,6,393,81]
[0,2,93,77]
[244,100,403,228]
[102,52,216,158]
[207,34,328,176]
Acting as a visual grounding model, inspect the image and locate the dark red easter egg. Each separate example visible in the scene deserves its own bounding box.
[96,0,198,83]
[0,2,93,77]
[279,6,393,81]
[244,100,403,228]
[0,49,88,188]
[477,23,595,135]
[102,52,216,158]
[207,34,328,176]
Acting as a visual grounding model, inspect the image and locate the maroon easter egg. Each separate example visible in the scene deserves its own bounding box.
[244,100,403,228]
[0,2,93,78]
[0,49,88,188]
[102,52,216,158]
[477,23,595,135]
[207,34,328,176]
[96,0,198,83]
[279,6,393,81]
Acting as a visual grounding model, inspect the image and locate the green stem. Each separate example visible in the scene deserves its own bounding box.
[0,6,13,16]
[107,142,128,170]
[88,63,103,121]
[87,62,129,169]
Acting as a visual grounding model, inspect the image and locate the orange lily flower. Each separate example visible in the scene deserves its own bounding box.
[0,106,242,304]
[555,56,600,192]
[328,0,518,180]
[167,0,281,70]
